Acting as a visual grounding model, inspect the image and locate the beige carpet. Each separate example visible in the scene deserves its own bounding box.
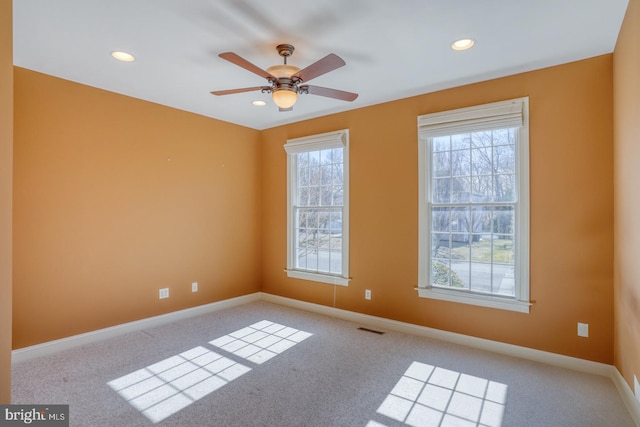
[11,301,636,426]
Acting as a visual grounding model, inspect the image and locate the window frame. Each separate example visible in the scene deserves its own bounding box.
[417,98,531,313]
[284,129,350,286]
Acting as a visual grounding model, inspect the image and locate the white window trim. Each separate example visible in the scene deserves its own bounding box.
[417,98,531,313]
[284,129,350,286]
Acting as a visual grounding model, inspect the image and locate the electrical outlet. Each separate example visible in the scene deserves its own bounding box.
[159,288,169,299]
[365,289,371,300]
[577,322,589,337]
[192,282,198,292]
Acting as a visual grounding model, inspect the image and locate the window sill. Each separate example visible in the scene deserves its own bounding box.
[415,287,531,313]
[285,269,350,286]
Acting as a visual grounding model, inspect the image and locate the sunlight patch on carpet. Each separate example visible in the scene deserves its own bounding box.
[209,320,313,364]
[369,361,508,427]
[108,320,312,423]
[107,346,251,423]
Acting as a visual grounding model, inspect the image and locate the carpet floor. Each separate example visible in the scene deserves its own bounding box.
[11,301,636,426]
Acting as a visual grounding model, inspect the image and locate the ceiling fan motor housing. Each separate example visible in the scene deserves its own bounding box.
[267,64,300,80]
[268,45,300,95]
[269,44,300,93]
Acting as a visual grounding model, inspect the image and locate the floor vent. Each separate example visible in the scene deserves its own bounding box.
[358,327,385,335]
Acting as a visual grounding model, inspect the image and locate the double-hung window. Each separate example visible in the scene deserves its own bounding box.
[417,98,530,313]
[284,129,350,286]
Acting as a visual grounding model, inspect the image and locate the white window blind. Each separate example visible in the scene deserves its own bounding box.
[284,130,347,154]
[418,98,525,137]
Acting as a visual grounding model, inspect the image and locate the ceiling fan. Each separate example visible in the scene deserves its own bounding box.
[211,44,358,111]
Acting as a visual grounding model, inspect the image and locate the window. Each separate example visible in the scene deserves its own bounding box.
[284,129,350,286]
[417,98,530,313]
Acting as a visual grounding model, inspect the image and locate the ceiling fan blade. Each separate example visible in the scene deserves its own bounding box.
[210,86,268,96]
[293,53,346,83]
[219,52,276,80]
[304,85,358,102]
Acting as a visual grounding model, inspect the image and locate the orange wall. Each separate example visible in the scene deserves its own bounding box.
[13,68,262,348]
[261,55,615,363]
[12,52,616,365]
[0,0,13,403]
[613,0,640,391]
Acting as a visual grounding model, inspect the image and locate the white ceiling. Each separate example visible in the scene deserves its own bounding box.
[13,0,629,130]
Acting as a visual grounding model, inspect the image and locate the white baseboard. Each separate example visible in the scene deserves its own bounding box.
[11,293,261,363]
[261,292,640,424]
[260,293,612,376]
[611,368,640,426]
[11,291,640,424]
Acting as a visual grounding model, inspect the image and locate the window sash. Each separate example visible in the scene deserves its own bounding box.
[285,130,350,286]
[429,202,516,296]
[294,207,343,274]
[417,98,530,313]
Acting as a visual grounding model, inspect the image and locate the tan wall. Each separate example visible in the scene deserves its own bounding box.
[261,55,615,363]
[11,48,616,365]
[13,68,262,349]
[613,0,640,391]
[0,0,13,404]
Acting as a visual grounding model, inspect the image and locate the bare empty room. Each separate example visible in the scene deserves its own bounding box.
[1,1,640,425]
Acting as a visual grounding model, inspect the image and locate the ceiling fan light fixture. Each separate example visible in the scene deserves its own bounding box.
[272,89,298,109]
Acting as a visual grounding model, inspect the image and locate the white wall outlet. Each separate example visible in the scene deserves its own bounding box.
[191,282,198,292]
[365,289,372,300]
[577,322,589,337]
[634,375,639,403]
[159,288,169,299]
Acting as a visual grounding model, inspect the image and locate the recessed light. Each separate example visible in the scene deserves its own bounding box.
[252,100,267,107]
[451,39,475,51]
[111,51,135,62]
